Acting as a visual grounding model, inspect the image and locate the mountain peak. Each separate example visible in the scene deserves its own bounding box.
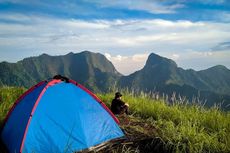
[210,65,228,70]
[145,53,177,68]
[0,51,121,92]
[199,65,229,73]
[40,53,50,57]
[67,52,74,55]
[80,50,93,55]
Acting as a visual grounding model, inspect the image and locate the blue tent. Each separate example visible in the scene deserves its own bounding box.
[1,76,124,153]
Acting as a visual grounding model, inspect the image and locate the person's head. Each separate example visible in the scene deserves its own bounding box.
[115,92,122,99]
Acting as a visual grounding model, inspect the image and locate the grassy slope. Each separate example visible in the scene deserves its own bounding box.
[0,87,25,126]
[99,92,230,153]
[0,87,229,153]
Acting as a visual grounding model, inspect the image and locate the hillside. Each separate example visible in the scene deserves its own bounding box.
[0,51,230,109]
[0,51,120,92]
[120,53,230,94]
[0,87,229,153]
[119,53,230,110]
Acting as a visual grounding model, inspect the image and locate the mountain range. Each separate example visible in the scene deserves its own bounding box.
[120,53,230,109]
[0,51,230,110]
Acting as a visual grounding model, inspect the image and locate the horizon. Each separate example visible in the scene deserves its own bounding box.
[0,0,230,74]
[0,50,229,75]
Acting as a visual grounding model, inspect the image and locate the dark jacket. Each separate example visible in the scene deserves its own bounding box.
[111,98,126,115]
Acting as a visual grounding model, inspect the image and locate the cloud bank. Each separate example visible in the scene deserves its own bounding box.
[0,13,230,74]
[105,53,149,75]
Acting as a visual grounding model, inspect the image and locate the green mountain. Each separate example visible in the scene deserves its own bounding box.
[119,53,230,109]
[119,53,180,90]
[0,51,230,109]
[0,51,120,92]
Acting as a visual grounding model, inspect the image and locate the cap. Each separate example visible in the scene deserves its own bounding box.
[115,92,122,98]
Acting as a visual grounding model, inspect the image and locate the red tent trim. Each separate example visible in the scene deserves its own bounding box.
[2,81,46,128]
[19,79,62,153]
[69,79,120,124]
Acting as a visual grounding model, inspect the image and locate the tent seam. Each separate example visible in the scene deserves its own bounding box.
[69,80,120,124]
[2,81,46,128]
[19,80,62,153]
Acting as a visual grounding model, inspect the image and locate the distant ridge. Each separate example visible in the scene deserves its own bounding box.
[0,51,121,92]
[119,53,230,110]
[0,51,230,110]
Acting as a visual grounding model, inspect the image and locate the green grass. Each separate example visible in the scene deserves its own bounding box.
[98,91,230,153]
[0,87,25,126]
[0,87,229,153]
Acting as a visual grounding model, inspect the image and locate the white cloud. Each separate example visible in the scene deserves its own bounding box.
[106,51,229,75]
[145,19,205,28]
[114,55,128,61]
[171,54,180,60]
[0,13,230,74]
[64,19,109,29]
[104,53,149,75]
[86,0,184,14]
[104,52,111,60]
[132,53,149,62]
[172,50,230,70]
[185,51,214,58]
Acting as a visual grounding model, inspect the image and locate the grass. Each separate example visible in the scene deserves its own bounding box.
[98,91,230,153]
[0,87,229,153]
[0,87,25,126]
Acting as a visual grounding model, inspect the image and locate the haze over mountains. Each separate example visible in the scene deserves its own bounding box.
[0,51,230,110]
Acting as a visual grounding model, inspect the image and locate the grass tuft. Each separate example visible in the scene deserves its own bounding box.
[99,91,230,153]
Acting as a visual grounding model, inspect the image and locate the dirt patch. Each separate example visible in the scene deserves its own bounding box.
[94,115,174,153]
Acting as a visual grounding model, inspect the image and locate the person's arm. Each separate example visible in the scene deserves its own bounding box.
[119,100,129,108]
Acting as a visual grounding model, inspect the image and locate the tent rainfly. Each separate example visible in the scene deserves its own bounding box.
[1,75,124,153]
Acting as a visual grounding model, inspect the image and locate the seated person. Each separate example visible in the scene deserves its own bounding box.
[111,92,129,115]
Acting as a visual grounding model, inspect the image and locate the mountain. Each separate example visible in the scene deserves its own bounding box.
[0,51,121,92]
[119,53,230,109]
[0,51,230,110]
[119,53,180,90]
[196,65,230,94]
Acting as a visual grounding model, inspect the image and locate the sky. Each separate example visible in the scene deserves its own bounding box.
[0,0,230,75]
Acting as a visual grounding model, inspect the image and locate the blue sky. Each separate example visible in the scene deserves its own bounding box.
[0,0,230,75]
